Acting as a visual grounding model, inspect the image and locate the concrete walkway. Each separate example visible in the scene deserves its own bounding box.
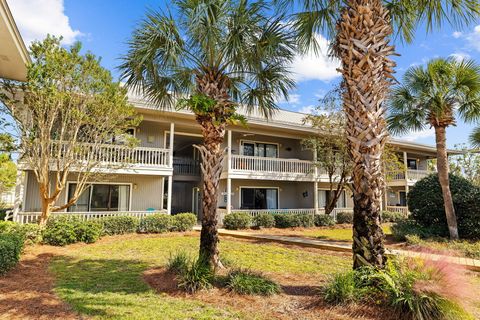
[200,228,480,272]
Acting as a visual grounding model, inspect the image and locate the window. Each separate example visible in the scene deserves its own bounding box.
[407,159,417,170]
[67,183,130,212]
[241,141,278,158]
[241,188,278,209]
[318,190,346,209]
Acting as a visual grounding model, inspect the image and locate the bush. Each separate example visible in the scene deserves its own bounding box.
[101,216,139,235]
[42,216,78,246]
[223,212,252,230]
[172,213,197,232]
[138,214,173,233]
[0,221,15,233]
[273,213,300,228]
[226,269,281,296]
[177,258,214,293]
[314,214,335,227]
[0,233,24,275]
[75,220,102,244]
[0,221,43,245]
[296,213,314,227]
[335,211,353,224]
[323,270,360,304]
[381,210,405,223]
[253,213,275,228]
[408,173,480,239]
[167,251,190,275]
[390,219,445,242]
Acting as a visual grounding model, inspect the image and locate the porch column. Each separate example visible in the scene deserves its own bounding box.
[12,170,27,222]
[403,151,409,194]
[226,130,232,214]
[167,175,173,215]
[313,147,319,214]
[169,122,175,167]
[160,177,164,210]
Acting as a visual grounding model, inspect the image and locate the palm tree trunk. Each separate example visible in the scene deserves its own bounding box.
[335,0,396,269]
[434,125,459,239]
[196,121,225,270]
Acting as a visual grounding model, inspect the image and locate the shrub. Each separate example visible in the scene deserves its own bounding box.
[0,221,15,233]
[273,213,300,228]
[390,219,445,242]
[252,213,275,228]
[323,270,359,304]
[296,213,315,228]
[405,234,422,246]
[101,216,139,235]
[75,220,102,244]
[0,221,43,245]
[171,213,197,232]
[167,251,190,275]
[223,212,252,230]
[408,173,480,239]
[138,214,173,233]
[335,211,353,224]
[314,214,335,227]
[177,258,214,293]
[0,233,24,275]
[381,210,405,223]
[42,216,79,246]
[226,269,281,296]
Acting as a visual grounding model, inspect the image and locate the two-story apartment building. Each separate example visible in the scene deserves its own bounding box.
[0,1,459,224]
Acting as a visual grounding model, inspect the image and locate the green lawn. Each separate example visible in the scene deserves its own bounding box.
[50,234,350,319]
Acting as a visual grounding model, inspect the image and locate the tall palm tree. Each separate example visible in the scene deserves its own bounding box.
[276,0,479,268]
[119,0,295,269]
[388,58,480,240]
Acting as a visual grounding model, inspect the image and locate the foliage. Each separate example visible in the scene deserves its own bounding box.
[177,258,214,294]
[167,251,190,275]
[0,222,44,245]
[335,212,353,224]
[273,213,300,228]
[390,220,444,241]
[0,36,140,223]
[42,216,102,246]
[449,144,480,186]
[0,232,24,275]
[0,154,16,195]
[314,214,336,227]
[225,269,281,296]
[223,212,252,230]
[408,173,480,239]
[171,213,197,232]
[381,210,405,223]
[405,236,480,260]
[252,213,275,228]
[323,270,365,304]
[101,216,140,235]
[296,213,315,227]
[138,214,173,233]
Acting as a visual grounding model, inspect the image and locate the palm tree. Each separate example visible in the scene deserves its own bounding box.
[470,127,480,148]
[119,0,295,269]
[388,58,480,240]
[276,0,479,268]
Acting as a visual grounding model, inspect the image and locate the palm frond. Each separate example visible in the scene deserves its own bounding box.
[469,126,480,148]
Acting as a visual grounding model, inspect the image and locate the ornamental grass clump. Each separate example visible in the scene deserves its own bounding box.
[226,269,281,296]
[177,258,214,294]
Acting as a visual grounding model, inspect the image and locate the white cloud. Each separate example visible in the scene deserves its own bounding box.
[450,52,471,62]
[276,93,301,105]
[290,34,341,82]
[461,25,480,52]
[397,128,435,142]
[298,105,316,114]
[452,31,463,38]
[7,0,82,46]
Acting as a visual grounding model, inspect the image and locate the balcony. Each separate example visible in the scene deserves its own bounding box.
[18,141,173,175]
[227,155,316,181]
[388,169,434,186]
[173,157,200,176]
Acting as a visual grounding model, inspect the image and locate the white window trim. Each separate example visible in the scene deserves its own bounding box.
[65,181,133,212]
[239,139,280,158]
[238,186,280,209]
[317,188,347,208]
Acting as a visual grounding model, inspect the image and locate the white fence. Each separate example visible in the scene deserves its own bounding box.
[14,210,166,224]
[230,155,314,174]
[385,206,409,217]
[51,141,171,167]
[407,169,432,181]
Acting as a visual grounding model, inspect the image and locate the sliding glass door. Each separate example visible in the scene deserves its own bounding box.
[67,183,131,212]
[241,188,278,209]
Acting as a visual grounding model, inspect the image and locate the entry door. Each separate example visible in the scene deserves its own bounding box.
[172,182,193,214]
[399,191,407,206]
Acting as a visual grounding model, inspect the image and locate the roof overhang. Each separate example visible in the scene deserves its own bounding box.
[0,0,29,81]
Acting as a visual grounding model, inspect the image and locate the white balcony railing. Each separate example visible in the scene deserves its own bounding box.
[407,169,432,181]
[386,206,409,217]
[14,210,166,224]
[230,155,314,175]
[51,141,171,167]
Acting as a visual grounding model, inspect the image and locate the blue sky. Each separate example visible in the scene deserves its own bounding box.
[7,0,480,148]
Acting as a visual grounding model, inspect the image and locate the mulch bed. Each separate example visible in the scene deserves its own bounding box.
[143,267,397,320]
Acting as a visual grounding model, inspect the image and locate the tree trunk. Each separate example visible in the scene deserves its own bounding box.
[434,125,459,239]
[335,0,396,269]
[196,121,225,270]
[39,197,53,226]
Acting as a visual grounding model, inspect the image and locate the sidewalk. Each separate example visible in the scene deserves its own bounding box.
[196,228,480,272]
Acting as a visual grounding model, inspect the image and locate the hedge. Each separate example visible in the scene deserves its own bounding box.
[335,212,353,224]
[0,221,43,245]
[138,214,173,233]
[101,216,140,235]
[172,213,197,231]
[42,216,102,246]
[314,214,335,227]
[0,233,24,275]
[224,212,252,230]
[253,213,275,228]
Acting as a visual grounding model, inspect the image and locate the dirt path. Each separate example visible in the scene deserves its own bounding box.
[0,245,81,320]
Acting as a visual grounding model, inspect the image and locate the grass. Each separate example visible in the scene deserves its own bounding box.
[283,225,392,242]
[49,234,350,319]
